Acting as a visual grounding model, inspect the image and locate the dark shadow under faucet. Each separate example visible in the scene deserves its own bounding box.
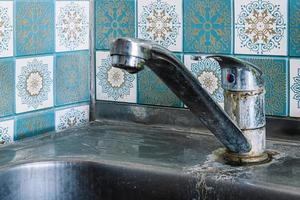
[110,38,268,164]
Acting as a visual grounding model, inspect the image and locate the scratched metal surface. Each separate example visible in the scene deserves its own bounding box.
[0,120,299,199]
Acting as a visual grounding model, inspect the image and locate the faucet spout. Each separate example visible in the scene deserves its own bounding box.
[110,37,251,154]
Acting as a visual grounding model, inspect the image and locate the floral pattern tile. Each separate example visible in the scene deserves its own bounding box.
[138,0,183,51]
[138,67,182,107]
[239,56,288,116]
[0,1,13,57]
[56,1,89,52]
[55,104,89,132]
[184,55,224,107]
[16,0,54,56]
[234,0,288,55]
[290,59,300,117]
[184,0,232,53]
[0,58,14,117]
[56,51,90,106]
[96,51,137,103]
[15,110,54,140]
[15,56,54,113]
[290,0,300,56]
[0,120,14,144]
[95,0,135,50]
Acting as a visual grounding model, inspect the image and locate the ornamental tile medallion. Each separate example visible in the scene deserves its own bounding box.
[56,1,89,52]
[55,105,89,132]
[290,0,300,56]
[184,0,232,53]
[15,56,54,113]
[234,0,288,55]
[290,59,300,117]
[0,1,13,57]
[0,120,14,144]
[240,56,288,116]
[96,51,137,103]
[184,55,224,107]
[16,0,54,56]
[138,0,182,51]
[95,0,135,50]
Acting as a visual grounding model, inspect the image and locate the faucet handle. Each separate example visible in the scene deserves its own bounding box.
[201,55,264,92]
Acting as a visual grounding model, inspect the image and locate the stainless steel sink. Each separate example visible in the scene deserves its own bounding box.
[0,160,197,200]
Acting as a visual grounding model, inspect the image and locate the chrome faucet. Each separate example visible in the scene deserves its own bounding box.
[110,37,268,164]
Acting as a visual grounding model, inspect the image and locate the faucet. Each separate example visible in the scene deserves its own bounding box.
[110,37,268,164]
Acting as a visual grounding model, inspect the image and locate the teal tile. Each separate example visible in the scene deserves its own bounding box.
[239,56,288,117]
[183,0,232,53]
[0,58,14,117]
[290,0,300,56]
[56,51,90,106]
[15,110,54,140]
[95,0,135,50]
[16,0,54,56]
[138,67,182,107]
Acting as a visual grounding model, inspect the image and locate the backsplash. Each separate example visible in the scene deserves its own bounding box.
[0,0,90,144]
[95,0,300,118]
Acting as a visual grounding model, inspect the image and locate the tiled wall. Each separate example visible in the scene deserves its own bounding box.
[95,0,300,118]
[0,0,91,144]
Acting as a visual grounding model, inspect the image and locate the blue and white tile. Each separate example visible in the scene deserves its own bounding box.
[55,1,89,52]
[0,58,14,117]
[15,0,54,56]
[290,59,300,117]
[290,0,300,56]
[15,110,54,140]
[96,51,137,103]
[183,0,232,53]
[55,104,89,132]
[15,56,54,113]
[138,0,183,52]
[184,55,224,107]
[95,0,135,50]
[0,1,13,58]
[234,0,288,55]
[0,119,14,144]
[55,51,90,106]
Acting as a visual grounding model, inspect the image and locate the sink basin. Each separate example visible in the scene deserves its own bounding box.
[0,161,197,200]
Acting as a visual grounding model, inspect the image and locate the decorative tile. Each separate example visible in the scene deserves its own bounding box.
[15,110,54,140]
[184,55,224,107]
[16,0,54,56]
[290,59,300,117]
[95,0,135,50]
[55,1,89,52]
[290,0,300,56]
[56,51,89,106]
[138,0,183,51]
[0,120,14,144]
[0,58,14,117]
[0,1,13,57]
[55,104,89,132]
[15,56,54,113]
[96,51,137,103]
[138,67,182,107]
[239,56,288,116]
[234,0,288,55]
[183,0,232,53]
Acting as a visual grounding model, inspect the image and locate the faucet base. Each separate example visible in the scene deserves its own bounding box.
[223,150,270,166]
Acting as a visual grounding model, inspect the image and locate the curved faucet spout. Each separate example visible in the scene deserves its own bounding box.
[110,38,251,153]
